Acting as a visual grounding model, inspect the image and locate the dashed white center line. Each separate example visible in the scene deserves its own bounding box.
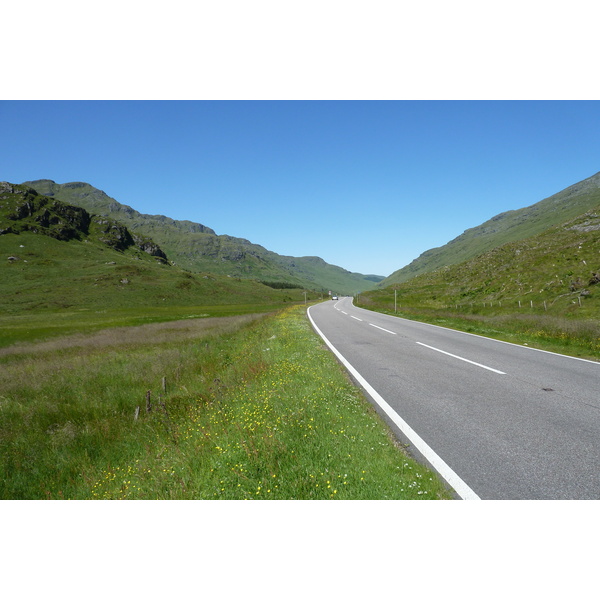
[341,311,348,315]
[416,342,506,374]
[369,323,396,335]
[351,316,363,321]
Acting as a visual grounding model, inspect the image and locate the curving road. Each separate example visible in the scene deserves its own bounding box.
[308,296,600,500]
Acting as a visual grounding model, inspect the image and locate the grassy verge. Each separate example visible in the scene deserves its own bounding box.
[0,304,452,500]
[356,298,600,362]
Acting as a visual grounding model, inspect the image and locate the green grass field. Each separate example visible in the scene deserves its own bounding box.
[0,231,324,347]
[0,304,452,499]
[3,227,442,500]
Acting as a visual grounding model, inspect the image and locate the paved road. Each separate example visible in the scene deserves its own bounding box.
[308,297,600,499]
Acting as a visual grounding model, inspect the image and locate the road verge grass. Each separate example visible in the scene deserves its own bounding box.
[357,300,600,362]
[0,305,451,499]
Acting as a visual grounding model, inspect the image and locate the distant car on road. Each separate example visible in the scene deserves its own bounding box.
[332,296,338,300]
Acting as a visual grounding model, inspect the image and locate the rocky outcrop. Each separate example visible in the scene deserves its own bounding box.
[90,217,135,251]
[1,184,89,241]
[131,233,168,261]
[1,182,169,261]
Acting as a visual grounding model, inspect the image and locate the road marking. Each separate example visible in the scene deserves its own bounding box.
[416,342,506,374]
[341,311,348,315]
[307,305,480,500]
[369,323,396,335]
[352,299,600,366]
[351,316,363,321]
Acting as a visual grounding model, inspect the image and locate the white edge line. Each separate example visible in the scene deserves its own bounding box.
[352,300,599,366]
[369,323,396,335]
[307,305,481,500]
[416,342,506,375]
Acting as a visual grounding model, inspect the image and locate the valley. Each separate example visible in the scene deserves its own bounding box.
[2,168,599,501]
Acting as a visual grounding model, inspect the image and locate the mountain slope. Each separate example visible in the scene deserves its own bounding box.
[0,182,314,316]
[24,180,384,294]
[363,204,600,316]
[382,171,600,286]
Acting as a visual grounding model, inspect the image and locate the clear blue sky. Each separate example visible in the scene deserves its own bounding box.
[2,100,600,276]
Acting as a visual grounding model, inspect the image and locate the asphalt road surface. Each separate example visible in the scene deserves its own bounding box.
[308,297,600,500]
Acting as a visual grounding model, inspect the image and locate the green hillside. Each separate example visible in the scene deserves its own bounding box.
[362,205,600,315]
[24,179,383,295]
[0,182,320,346]
[382,171,600,286]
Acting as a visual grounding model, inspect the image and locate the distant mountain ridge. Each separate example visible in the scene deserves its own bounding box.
[24,179,384,295]
[24,180,217,235]
[382,171,600,286]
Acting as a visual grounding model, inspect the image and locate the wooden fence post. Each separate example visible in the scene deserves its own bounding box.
[146,390,152,413]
